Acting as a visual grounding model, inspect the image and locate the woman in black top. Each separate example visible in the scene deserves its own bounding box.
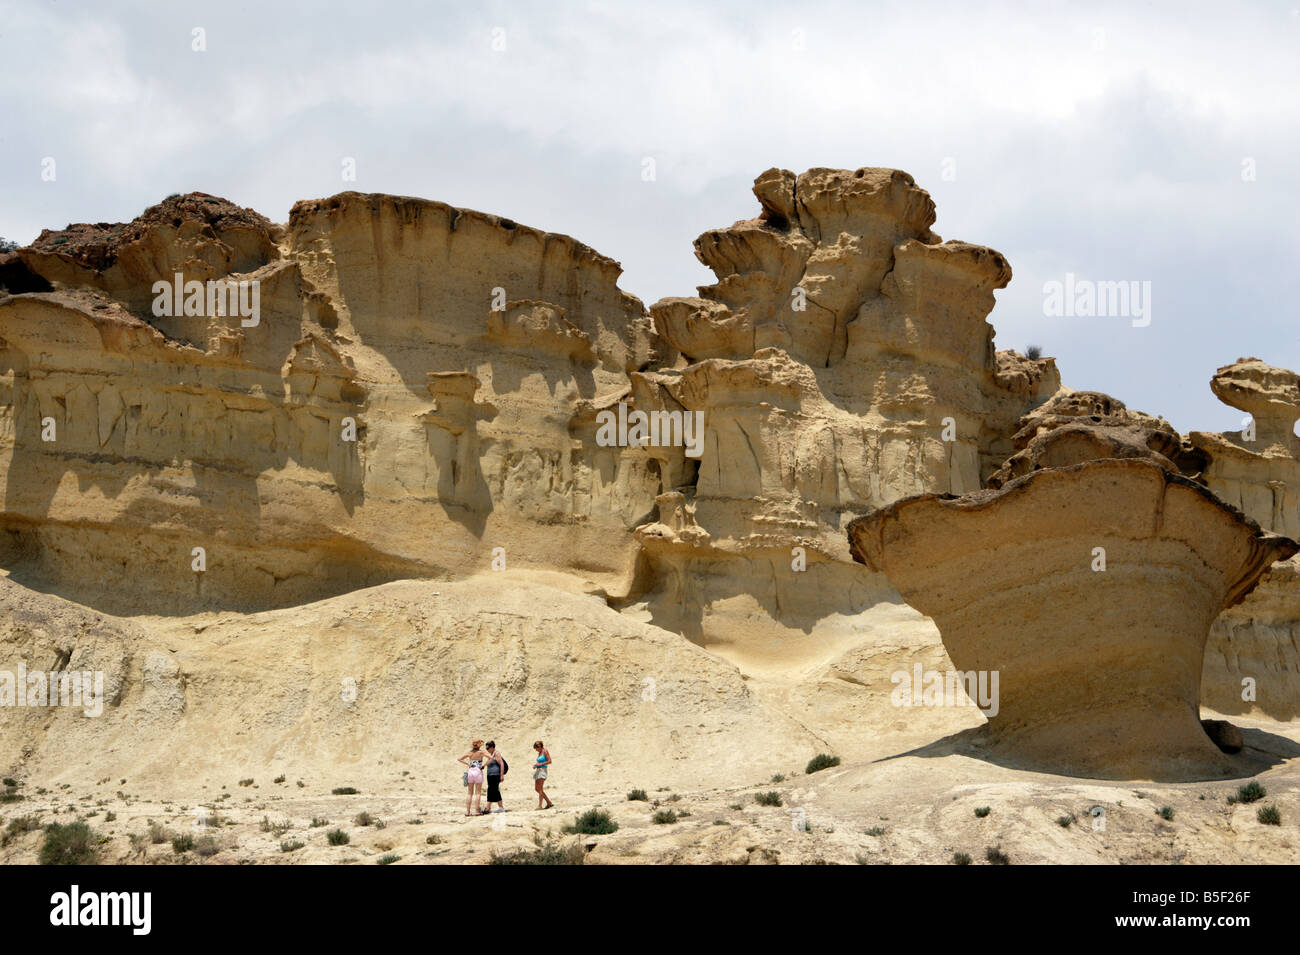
[484,741,506,814]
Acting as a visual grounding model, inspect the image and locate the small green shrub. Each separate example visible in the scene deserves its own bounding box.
[332,786,358,795]
[195,836,220,857]
[281,839,305,852]
[974,806,991,818]
[771,774,786,783]
[1257,805,1281,826]
[865,826,885,836]
[354,811,376,827]
[953,851,972,865]
[1,778,17,787]
[426,834,443,845]
[39,821,100,865]
[805,754,840,775]
[171,833,194,853]
[310,816,328,827]
[627,789,647,802]
[1156,806,1175,821]
[1236,781,1266,804]
[377,853,399,864]
[273,775,286,784]
[238,778,254,787]
[489,841,584,865]
[327,829,350,846]
[1056,815,1074,828]
[563,809,618,835]
[148,822,170,844]
[986,846,1010,865]
[755,791,783,807]
[652,809,678,825]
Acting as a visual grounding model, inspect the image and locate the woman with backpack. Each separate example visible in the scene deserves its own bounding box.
[484,741,508,814]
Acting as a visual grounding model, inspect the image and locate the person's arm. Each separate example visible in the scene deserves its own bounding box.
[540,749,551,766]
[458,753,470,766]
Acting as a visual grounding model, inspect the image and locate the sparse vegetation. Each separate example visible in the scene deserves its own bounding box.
[377,853,400,865]
[238,778,254,787]
[1257,805,1281,826]
[273,775,286,784]
[1,778,17,787]
[755,791,783,807]
[354,811,376,827]
[627,789,647,802]
[195,836,220,857]
[974,806,991,818]
[310,816,329,828]
[426,834,443,845]
[261,816,292,835]
[953,851,972,865]
[652,809,678,825]
[148,822,170,844]
[281,839,305,852]
[563,808,618,835]
[1056,815,1075,828]
[985,845,1010,865]
[771,774,786,783]
[327,828,350,846]
[865,826,886,836]
[488,840,584,865]
[805,753,840,774]
[729,803,743,811]
[1156,806,1175,821]
[0,239,20,254]
[1232,781,1266,805]
[1025,344,1043,360]
[39,821,100,865]
[332,786,358,795]
[171,833,195,853]
[7,815,40,837]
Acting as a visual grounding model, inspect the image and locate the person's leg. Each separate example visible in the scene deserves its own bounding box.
[466,779,473,816]
[535,777,543,808]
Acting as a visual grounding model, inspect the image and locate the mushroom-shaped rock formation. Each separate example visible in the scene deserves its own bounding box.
[1191,359,1300,720]
[1190,358,1300,536]
[847,458,1297,779]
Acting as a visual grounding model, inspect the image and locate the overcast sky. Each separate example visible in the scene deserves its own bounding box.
[2,0,1297,433]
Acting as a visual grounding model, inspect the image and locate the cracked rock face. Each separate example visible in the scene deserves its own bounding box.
[848,458,1297,780]
[0,191,665,614]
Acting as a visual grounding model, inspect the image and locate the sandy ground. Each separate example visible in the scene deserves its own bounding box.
[4,713,1295,865]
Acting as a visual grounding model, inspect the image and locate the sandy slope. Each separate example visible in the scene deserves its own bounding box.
[1,572,1296,864]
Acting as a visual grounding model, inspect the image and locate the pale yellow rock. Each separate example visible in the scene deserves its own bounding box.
[848,459,1296,780]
